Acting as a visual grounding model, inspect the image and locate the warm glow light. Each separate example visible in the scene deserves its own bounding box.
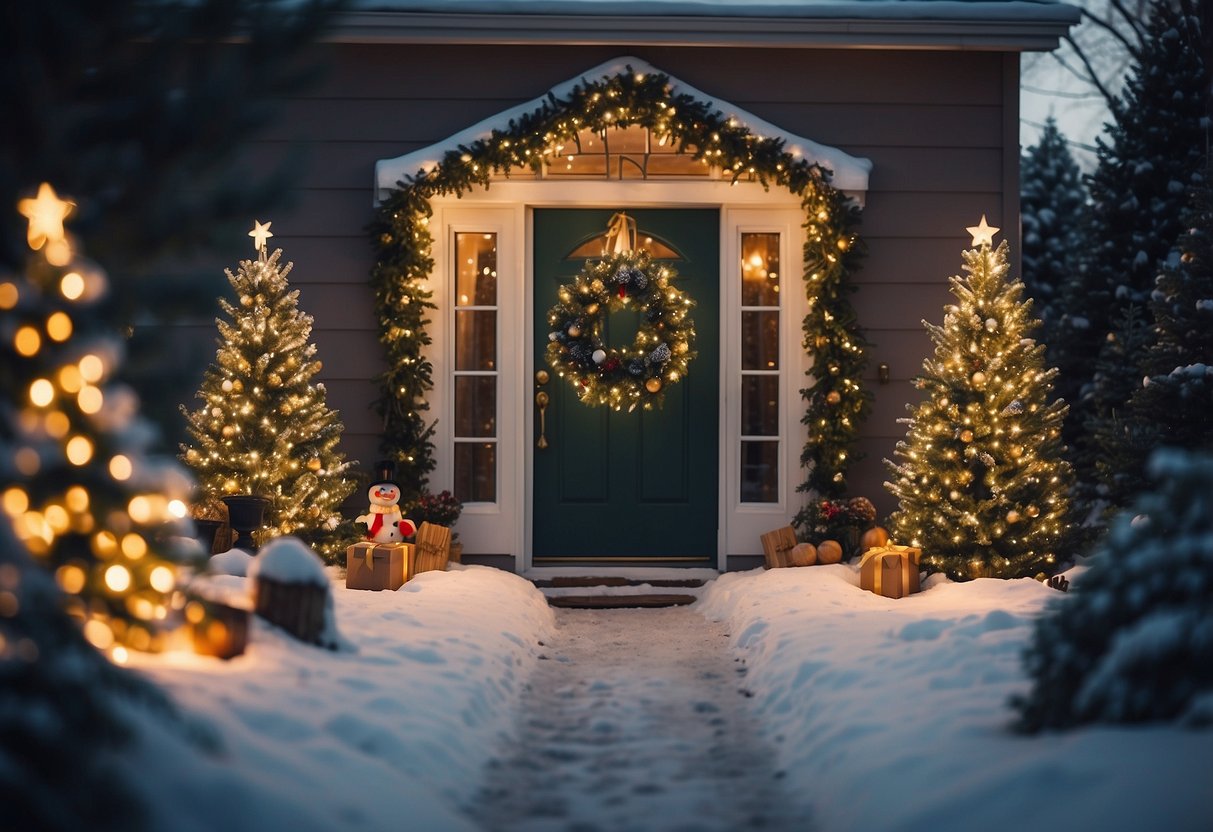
[78,385,103,414]
[168,499,188,519]
[2,488,29,516]
[83,618,115,649]
[14,326,41,357]
[104,564,132,592]
[65,486,89,512]
[45,411,70,438]
[79,354,104,382]
[61,272,85,300]
[30,378,55,407]
[46,311,72,341]
[121,533,148,559]
[0,282,17,309]
[109,454,133,480]
[149,566,175,593]
[128,496,152,523]
[111,646,129,664]
[56,564,87,594]
[65,435,94,465]
[58,364,83,394]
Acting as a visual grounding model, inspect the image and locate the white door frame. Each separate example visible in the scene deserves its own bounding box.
[428,180,806,572]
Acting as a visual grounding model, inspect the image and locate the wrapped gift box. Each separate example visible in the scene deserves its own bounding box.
[859,545,922,599]
[759,526,797,569]
[347,542,412,591]
[414,522,451,575]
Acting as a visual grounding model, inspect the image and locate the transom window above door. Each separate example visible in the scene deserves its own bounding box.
[564,228,681,260]
[493,125,756,182]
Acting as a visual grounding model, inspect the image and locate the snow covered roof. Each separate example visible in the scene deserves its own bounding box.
[375,56,873,201]
[333,0,1080,51]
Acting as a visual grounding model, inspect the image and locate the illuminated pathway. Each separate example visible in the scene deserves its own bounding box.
[469,606,803,831]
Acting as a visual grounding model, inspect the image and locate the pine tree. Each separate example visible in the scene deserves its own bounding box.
[5,185,195,650]
[885,222,1073,580]
[1020,117,1087,334]
[1096,166,1213,507]
[1051,1,1209,495]
[1013,449,1213,732]
[181,235,357,560]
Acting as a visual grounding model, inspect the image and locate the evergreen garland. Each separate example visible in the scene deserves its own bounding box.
[369,66,869,504]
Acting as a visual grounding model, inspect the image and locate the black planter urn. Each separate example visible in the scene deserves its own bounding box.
[193,518,224,555]
[221,495,270,551]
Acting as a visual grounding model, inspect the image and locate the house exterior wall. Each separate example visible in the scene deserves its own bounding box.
[168,43,1021,548]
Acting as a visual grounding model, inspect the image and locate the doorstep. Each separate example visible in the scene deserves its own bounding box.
[525,568,717,609]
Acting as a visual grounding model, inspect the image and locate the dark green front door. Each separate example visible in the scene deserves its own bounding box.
[532,208,719,563]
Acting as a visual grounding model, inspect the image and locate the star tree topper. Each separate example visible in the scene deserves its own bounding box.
[966,215,1000,248]
[249,219,274,254]
[18,183,74,250]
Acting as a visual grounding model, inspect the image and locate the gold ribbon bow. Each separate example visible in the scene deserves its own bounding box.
[605,212,637,255]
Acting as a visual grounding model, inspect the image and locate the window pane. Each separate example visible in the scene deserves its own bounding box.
[454,376,496,437]
[454,442,496,503]
[740,441,779,503]
[455,310,496,370]
[741,311,780,370]
[741,233,781,306]
[741,375,779,436]
[455,233,497,306]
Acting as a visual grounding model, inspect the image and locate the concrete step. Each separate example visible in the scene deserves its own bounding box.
[545,593,699,609]
[531,576,708,589]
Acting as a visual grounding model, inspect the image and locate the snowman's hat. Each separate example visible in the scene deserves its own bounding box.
[370,459,399,489]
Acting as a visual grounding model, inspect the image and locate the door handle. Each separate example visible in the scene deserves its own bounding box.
[535,391,550,449]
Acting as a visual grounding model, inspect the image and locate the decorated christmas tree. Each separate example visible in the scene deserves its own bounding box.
[181,223,357,559]
[5,184,195,650]
[1013,450,1213,732]
[1020,116,1086,334]
[1050,1,1208,494]
[1095,167,1213,508]
[885,218,1073,580]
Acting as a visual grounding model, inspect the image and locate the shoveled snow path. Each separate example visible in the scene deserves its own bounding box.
[470,606,805,831]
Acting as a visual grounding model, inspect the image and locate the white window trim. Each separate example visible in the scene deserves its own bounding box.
[429,181,806,570]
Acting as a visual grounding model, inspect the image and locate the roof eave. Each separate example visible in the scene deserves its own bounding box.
[328,11,1078,52]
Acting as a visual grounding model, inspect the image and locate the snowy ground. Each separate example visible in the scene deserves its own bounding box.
[123,561,1213,831]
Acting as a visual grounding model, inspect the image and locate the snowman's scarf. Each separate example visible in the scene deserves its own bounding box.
[366,503,393,537]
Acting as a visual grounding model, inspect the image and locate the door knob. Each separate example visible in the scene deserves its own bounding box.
[535,370,550,386]
[535,391,550,449]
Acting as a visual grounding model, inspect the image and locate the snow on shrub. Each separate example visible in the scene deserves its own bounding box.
[1012,449,1213,731]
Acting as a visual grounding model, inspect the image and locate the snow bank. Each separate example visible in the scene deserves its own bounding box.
[248,536,328,585]
[127,565,556,832]
[698,566,1213,832]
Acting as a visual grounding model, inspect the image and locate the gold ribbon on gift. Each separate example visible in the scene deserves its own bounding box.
[604,212,637,255]
[859,545,922,597]
[361,543,376,571]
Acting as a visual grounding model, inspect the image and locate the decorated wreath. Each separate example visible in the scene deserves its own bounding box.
[546,249,696,411]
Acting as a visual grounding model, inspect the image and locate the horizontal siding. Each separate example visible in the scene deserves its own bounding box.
[155,43,1015,525]
[308,44,1003,107]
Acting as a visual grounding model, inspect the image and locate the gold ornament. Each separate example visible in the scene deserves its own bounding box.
[567,325,581,338]
[645,378,662,394]
[590,279,604,293]
[1006,510,1021,524]
[267,373,282,388]
[826,390,841,405]
[816,539,843,564]
[860,526,889,552]
[960,429,974,443]
[674,341,688,354]
[307,458,321,471]
[789,542,817,567]
[221,425,235,439]
[1026,505,1039,518]
[585,303,599,316]
[281,403,293,415]
[1010,445,1023,458]
[971,371,986,386]
[240,295,253,307]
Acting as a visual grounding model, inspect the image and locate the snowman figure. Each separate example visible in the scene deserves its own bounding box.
[356,460,417,544]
